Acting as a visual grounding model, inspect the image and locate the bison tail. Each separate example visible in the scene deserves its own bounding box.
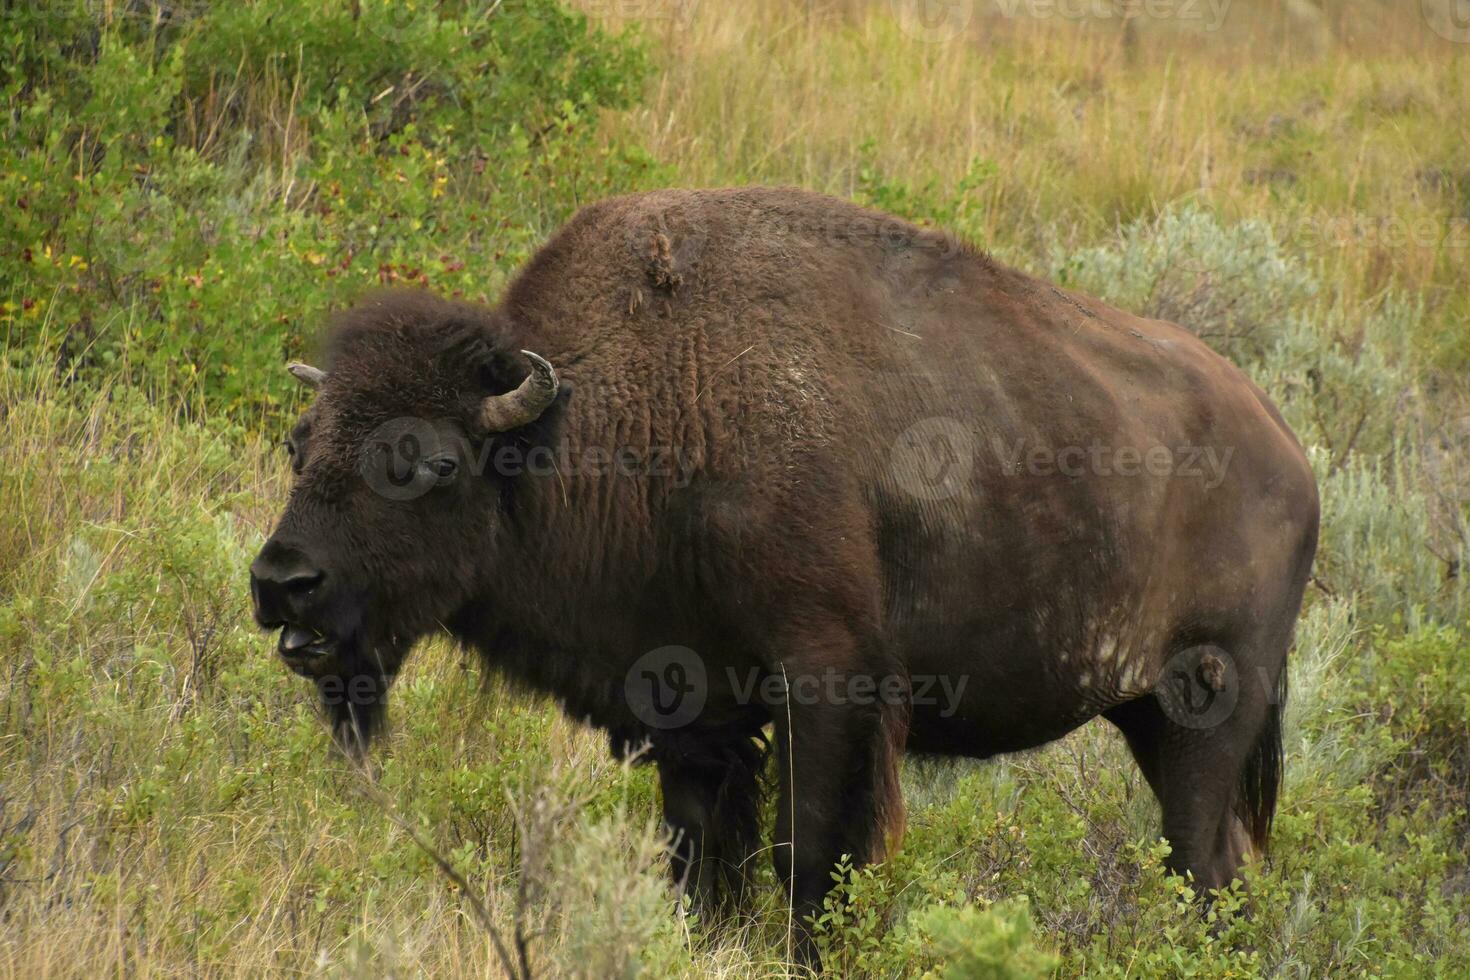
[872,696,911,861]
[1236,666,1286,857]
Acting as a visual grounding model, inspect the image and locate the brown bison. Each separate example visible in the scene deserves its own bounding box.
[251,187,1318,960]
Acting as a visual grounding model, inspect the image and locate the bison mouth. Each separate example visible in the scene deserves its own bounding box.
[277,623,340,677]
[273,620,410,753]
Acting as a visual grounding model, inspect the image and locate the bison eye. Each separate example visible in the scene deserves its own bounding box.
[423,456,458,480]
[282,438,307,475]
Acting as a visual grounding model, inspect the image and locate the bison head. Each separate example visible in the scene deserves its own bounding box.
[249,291,566,753]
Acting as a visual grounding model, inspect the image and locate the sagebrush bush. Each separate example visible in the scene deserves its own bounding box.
[1045,205,1467,621]
[1052,205,1319,363]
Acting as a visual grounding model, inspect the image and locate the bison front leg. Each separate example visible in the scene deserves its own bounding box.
[652,729,768,916]
[770,649,908,964]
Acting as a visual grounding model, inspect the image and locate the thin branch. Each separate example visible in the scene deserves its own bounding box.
[359,782,524,980]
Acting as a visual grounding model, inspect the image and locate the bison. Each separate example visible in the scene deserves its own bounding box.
[250,187,1318,961]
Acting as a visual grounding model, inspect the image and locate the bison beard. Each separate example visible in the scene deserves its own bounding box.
[313,638,406,755]
[250,187,1319,968]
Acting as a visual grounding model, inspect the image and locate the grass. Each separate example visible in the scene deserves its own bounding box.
[587,0,1470,365]
[3,0,1470,976]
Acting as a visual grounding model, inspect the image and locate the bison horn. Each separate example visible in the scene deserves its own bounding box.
[480,350,559,432]
[287,362,326,389]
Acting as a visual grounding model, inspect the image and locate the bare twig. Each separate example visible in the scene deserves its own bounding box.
[358,782,525,980]
[1310,572,1338,598]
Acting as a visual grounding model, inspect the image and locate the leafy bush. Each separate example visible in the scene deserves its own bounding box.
[1363,625,1470,816]
[1,0,657,417]
[913,899,1058,979]
[1316,448,1468,624]
[855,138,998,246]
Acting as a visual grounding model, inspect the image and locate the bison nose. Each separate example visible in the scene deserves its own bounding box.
[249,539,326,625]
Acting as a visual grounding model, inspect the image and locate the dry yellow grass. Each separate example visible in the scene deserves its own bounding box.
[577,0,1470,358]
[0,362,788,977]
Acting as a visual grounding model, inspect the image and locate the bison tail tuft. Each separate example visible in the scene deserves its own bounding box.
[1236,666,1287,857]
[872,697,911,861]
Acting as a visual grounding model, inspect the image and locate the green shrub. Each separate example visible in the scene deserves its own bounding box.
[855,138,998,246]
[1316,448,1468,624]
[912,899,1059,980]
[1,0,658,418]
[1362,625,1470,816]
[1052,204,1318,364]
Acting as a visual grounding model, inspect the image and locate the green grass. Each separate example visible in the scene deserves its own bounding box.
[2,1,1469,976]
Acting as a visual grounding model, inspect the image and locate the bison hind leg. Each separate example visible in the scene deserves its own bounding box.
[653,726,770,915]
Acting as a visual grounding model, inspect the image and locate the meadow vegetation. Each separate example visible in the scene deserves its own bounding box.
[2,0,1468,975]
